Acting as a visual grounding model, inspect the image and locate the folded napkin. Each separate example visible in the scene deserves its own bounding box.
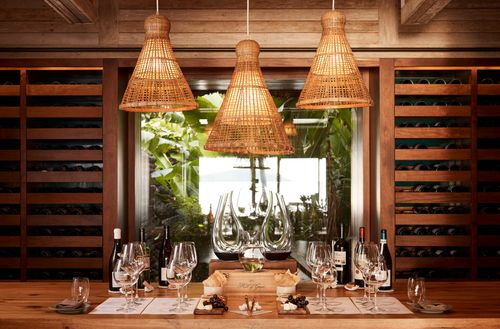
[55,298,84,310]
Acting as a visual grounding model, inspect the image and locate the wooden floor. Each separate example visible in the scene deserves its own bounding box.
[0,280,499,329]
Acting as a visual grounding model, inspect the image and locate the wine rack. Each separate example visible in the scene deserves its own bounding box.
[381,59,500,280]
[0,66,110,281]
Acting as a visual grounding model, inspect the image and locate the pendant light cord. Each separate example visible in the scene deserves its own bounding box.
[156,0,159,14]
[246,0,250,36]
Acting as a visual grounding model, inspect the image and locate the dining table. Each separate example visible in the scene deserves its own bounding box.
[0,280,499,329]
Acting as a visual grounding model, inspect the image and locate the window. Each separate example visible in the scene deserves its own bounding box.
[136,84,353,281]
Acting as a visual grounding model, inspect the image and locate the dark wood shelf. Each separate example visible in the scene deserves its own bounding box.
[27,193,102,204]
[0,193,20,204]
[0,129,19,140]
[395,84,471,95]
[395,149,471,160]
[395,127,470,139]
[477,236,500,247]
[477,149,500,160]
[27,215,102,226]
[27,84,102,96]
[27,150,102,161]
[395,170,470,182]
[477,171,500,181]
[477,105,500,117]
[478,84,500,95]
[27,171,102,183]
[27,258,102,269]
[0,85,20,96]
[395,192,471,203]
[0,215,21,226]
[478,257,500,268]
[27,128,102,140]
[0,107,20,118]
[478,192,500,203]
[396,257,470,269]
[395,214,470,225]
[396,235,471,247]
[477,214,500,225]
[27,106,102,118]
[395,105,471,117]
[0,150,20,161]
[0,258,20,268]
[0,236,20,247]
[0,172,20,182]
[27,236,102,248]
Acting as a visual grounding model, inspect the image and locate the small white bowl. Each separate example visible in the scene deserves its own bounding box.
[276,285,296,296]
[204,286,223,296]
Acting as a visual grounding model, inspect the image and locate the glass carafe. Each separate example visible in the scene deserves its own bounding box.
[261,193,293,260]
[212,192,245,260]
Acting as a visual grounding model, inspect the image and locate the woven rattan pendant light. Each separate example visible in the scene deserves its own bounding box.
[297,0,372,110]
[204,1,294,155]
[119,0,196,112]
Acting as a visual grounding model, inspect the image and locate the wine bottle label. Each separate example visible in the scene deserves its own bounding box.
[381,270,392,287]
[161,267,167,281]
[111,271,120,288]
[334,251,347,266]
[354,268,363,281]
[143,256,150,269]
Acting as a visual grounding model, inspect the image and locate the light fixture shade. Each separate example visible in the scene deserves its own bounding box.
[284,121,298,137]
[297,10,373,110]
[119,14,196,112]
[204,39,294,155]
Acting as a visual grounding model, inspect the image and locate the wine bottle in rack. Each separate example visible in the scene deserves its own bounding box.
[333,223,350,285]
[158,225,172,288]
[108,228,122,293]
[379,229,393,291]
[138,227,151,290]
[353,226,365,287]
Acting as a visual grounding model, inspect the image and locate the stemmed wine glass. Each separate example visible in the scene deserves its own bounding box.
[306,241,326,301]
[308,242,343,312]
[167,242,195,311]
[112,244,140,312]
[125,242,147,304]
[179,242,197,305]
[354,242,371,304]
[366,243,389,313]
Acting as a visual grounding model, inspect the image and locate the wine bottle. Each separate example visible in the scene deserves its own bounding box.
[138,227,151,290]
[108,228,122,293]
[379,229,393,291]
[158,225,172,288]
[333,223,350,285]
[354,226,365,287]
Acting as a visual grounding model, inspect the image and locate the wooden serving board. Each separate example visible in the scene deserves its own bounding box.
[276,301,309,315]
[194,296,227,315]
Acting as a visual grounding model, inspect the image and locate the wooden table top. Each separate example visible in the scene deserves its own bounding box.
[0,280,499,329]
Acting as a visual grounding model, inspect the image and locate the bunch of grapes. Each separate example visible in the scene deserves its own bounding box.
[203,294,228,311]
[287,295,309,308]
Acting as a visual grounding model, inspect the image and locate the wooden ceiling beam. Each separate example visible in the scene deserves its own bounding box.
[401,0,452,25]
[44,0,96,24]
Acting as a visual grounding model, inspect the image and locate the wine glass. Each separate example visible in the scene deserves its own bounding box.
[308,242,342,312]
[366,243,388,313]
[112,248,139,312]
[167,243,192,311]
[354,242,371,303]
[125,242,146,304]
[71,276,90,303]
[179,242,197,305]
[306,241,327,301]
[407,276,426,306]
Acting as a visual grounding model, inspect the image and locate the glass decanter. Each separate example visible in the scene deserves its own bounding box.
[212,192,245,260]
[261,193,293,260]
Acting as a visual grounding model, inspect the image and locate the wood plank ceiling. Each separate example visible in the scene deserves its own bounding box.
[0,0,499,57]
